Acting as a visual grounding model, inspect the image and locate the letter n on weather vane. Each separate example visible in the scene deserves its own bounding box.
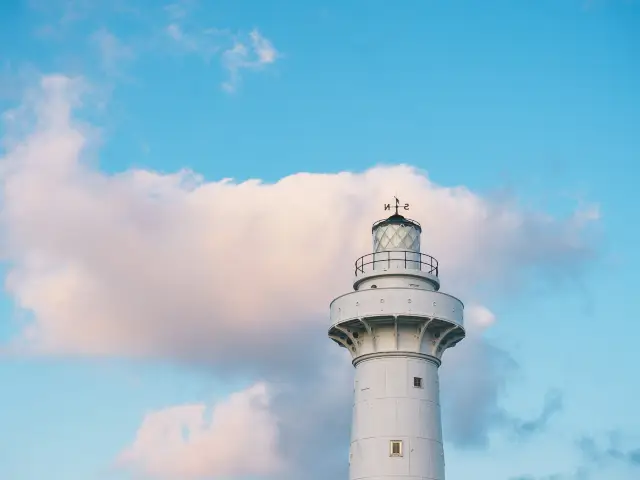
[384,196,410,215]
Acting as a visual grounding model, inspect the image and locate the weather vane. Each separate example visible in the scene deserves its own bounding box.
[384,196,409,215]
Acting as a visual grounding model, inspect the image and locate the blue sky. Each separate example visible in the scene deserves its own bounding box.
[0,1,639,479]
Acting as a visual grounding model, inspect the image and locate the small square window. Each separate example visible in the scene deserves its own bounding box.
[390,440,403,457]
[413,377,423,388]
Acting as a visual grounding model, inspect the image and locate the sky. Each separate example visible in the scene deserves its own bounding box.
[0,0,638,479]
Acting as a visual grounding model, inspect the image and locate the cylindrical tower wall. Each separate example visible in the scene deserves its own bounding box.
[349,354,445,480]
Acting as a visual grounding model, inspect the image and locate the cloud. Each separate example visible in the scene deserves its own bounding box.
[250,29,279,64]
[165,23,207,55]
[119,382,284,479]
[267,347,354,479]
[28,0,279,93]
[0,77,596,364]
[159,5,279,91]
[220,29,279,92]
[511,390,564,438]
[510,432,640,480]
[29,0,140,39]
[91,29,135,76]
[0,75,599,478]
[164,1,191,21]
[578,434,640,469]
[440,305,518,447]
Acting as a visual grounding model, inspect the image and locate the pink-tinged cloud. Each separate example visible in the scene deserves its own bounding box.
[119,383,284,479]
[0,76,597,363]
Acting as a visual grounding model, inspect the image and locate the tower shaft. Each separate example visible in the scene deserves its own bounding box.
[351,354,444,480]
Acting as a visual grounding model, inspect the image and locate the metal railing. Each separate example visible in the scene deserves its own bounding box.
[355,250,439,276]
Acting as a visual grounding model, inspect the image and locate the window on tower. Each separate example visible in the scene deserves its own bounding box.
[413,377,423,388]
[390,440,403,457]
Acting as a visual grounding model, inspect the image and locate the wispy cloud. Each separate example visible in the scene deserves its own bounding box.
[511,431,640,480]
[163,22,228,61]
[30,0,140,39]
[164,1,191,21]
[511,390,564,438]
[578,434,640,468]
[165,23,201,52]
[159,1,279,91]
[161,4,279,92]
[221,29,279,92]
[91,29,135,77]
[28,0,280,93]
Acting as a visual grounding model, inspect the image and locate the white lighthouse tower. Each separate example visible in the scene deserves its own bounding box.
[329,198,466,480]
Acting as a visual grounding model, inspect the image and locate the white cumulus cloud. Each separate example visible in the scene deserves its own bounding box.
[0,75,599,478]
[119,382,284,479]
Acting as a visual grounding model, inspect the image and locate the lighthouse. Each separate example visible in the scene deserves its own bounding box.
[328,198,466,480]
